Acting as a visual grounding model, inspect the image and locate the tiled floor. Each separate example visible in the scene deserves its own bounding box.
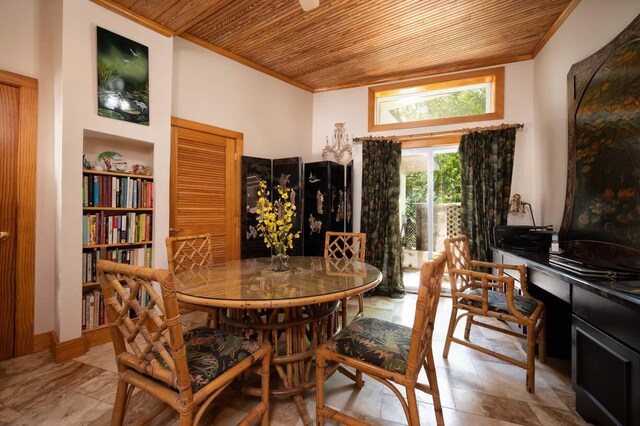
[0,296,588,425]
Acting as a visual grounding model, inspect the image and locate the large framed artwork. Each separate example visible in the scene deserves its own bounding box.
[561,13,640,272]
[97,27,149,125]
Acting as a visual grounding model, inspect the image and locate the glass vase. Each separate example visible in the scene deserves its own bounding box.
[270,253,290,272]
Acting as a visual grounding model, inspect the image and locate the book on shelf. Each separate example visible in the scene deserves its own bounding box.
[82,246,153,283]
[82,173,153,209]
[82,212,152,246]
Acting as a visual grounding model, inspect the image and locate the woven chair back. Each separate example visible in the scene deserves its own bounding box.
[324,232,366,261]
[97,260,193,400]
[166,234,214,274]
[406,252,447,379]
[444,236,474,293]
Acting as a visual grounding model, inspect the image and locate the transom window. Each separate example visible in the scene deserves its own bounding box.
[368,67,504,132]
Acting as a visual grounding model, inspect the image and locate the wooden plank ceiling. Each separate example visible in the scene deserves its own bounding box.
[96,0,578,92]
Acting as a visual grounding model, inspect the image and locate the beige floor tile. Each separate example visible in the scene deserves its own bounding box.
[74,342,118,373]
[451,387,541,426]
[76,370,119,405]
[529,403,587,426]
[0,351,53,380]
[380,367,456,409]
[9,391,112,426]
[471,359,567,410]
[0,360,104,412]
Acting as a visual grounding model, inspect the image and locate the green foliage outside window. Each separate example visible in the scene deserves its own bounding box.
[389,88,487,123]
[434,152,462,203]
[405,152,462,219]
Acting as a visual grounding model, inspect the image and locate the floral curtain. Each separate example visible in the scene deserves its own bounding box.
[361,140,404,298]
[459,128,517,261]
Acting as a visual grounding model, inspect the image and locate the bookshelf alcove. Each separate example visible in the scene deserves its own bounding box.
[81,130,154,346]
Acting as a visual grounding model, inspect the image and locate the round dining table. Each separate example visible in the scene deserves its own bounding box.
[173,256,382,425]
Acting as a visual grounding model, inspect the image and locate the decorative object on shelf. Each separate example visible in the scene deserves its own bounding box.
[309,214,322,234]
[131,164,152,175]
[95,151,127,172]
[97,27,149,125]
[255,180,300,272]
[322,122,352,165]
[316,190,324,214]
[83,154,93,170]
[308,172,320,183]
[509,193,536,226]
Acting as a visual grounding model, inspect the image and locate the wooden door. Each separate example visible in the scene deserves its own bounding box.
[0,83,19,360]
[170,118,242,262]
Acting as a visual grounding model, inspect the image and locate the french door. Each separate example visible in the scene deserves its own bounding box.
[401,145,461,292]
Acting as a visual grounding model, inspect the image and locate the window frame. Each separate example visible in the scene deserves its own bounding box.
[368,67,505,132]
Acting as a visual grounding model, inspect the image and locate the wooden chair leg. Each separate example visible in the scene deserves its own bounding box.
[464,314,474,340]
[442,307,457,359]
[179,412,193,426]
[340,298,348,329]
[357,294,364,318]
[425,350,444,426]
[261,352,270,426]
[406,386,420,426]
[526,325,536,393]
[316,351,327,426]
[111,380,128,426]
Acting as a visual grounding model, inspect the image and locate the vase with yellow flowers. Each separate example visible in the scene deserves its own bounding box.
[255,180,300,272]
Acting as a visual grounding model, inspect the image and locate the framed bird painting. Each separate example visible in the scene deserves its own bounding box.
[97,27,149,125]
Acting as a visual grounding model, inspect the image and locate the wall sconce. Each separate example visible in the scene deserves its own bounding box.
[509,193,536,226]
[322,122,352,165]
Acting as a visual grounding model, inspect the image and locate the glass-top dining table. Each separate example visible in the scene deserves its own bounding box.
[173,256,382,425]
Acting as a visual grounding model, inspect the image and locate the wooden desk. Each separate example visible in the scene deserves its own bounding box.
[173,256,382,425]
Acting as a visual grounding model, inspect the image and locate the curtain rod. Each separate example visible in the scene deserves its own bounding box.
[353,123,524,143]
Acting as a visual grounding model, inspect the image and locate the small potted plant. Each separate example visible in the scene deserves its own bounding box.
[255,180,300,272]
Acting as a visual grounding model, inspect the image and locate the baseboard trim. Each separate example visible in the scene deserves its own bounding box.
[52,331,87,363]
[32,331,54,353]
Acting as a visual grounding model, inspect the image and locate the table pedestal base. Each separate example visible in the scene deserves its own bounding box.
[220,302,340,425]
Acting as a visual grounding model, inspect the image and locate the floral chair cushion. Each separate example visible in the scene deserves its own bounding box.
[328,317,411,374]
[159,327,261,392]
[460,288,537,317]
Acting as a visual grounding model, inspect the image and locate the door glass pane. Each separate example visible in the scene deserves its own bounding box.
[401,147,461,294]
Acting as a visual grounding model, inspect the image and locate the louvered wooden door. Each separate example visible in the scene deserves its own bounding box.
[170,118,242,262]
[0,84,19,360]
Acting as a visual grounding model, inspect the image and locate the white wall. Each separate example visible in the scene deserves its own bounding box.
[312,61,536,231]
[533,0,640,228]
[55,0,174,341]
[0,0,58,334]
[172,37,313,160]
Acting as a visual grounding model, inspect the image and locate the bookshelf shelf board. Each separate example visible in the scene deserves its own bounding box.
[83,207,154,212]
[83,169,154,180]
[83,323,109,333]
[83,241,153,249]
[82,281,100,288]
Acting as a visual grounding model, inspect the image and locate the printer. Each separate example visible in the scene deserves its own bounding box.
[494,225,554,252]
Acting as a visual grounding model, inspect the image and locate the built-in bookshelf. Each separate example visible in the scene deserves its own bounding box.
[81,169,154,333]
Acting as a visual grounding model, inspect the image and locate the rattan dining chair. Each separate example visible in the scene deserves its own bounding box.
[324,231,367,328]
[97,260,271,426]
[443,236,546,393]
[166,234,219,328]
[316,253,447,426]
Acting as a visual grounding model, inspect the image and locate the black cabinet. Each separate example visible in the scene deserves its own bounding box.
[273,157,304,256]
[241,156,304,259]
[303,161,348,256]
[241,156,271,259]
[573,316,640,426]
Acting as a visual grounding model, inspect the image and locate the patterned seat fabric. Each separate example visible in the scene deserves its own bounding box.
[161,327,261,392]
[461,288,537,317]
[328,317,411,374]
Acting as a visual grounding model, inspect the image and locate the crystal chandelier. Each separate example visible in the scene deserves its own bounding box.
[322,123,352,165]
